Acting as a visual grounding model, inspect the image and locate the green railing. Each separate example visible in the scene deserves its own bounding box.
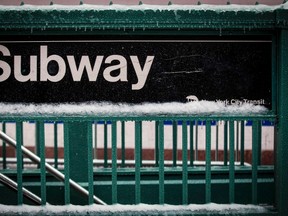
[0,114,276,208]
[0,3,287,215]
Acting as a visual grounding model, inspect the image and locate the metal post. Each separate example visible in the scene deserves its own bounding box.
[111,121,117,204]
[276,29,288,215]
[135,121,141,204]
[16,122,23,205]
[159,121,165,204]
[205,120,211,203]
[172,120,178,167]
[229,121,235,203]
[121,121,126,167]
[182,121,188,205]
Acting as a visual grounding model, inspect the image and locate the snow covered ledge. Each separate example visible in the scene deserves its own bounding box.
[0,203,277,216]
[0,101,269,117]
[0,2,287,12]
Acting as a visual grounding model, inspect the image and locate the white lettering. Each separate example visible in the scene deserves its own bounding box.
[131,56,154,90]
[0,45,11,82]
[103,55,127,82]
[67,55,104,81]
[14,55,37,82]
[40,45,66,82]
[0,45,155,90]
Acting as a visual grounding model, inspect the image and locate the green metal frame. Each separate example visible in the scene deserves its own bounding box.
[0,3,288,215]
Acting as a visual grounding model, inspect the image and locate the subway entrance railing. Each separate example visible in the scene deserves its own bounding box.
[0,1,288,215]
[0,114,276,209]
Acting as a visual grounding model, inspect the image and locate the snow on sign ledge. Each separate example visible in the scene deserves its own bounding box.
[0,203,275,215]
[0,101,268,116]
[0,2,287,12]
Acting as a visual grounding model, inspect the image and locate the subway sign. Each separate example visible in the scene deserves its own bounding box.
[0,37,272,108]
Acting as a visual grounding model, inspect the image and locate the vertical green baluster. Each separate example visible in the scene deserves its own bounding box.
[87,121,94,205]
[205,120,211,203]
[135,121,141,204]
[104,121,108,168]
[182,121,188,205]
[16,122,23,205]
[64,121,70,205]
[252,120,259,205]
[216,121,219,161]
[224,121,228,166]
[159,121,165,204]
[195,121,198,161]
[139,121,143,167]
[236,121,239,162]
[121,121,125,168]
[240,121,245,166]
[190,121,194,166]
[112,121,118,204]
[172,120,178,167]
[38,121,46,205]
[54,122,58,169]
[2,122,7,169]
[155,121,159,167]
[229,121,235,203]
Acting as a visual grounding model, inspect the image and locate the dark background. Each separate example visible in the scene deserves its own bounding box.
[0,36,272,108]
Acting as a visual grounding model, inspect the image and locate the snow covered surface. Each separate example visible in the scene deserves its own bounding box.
[0,203,274,215]
[0,101,268,116]
[0,2,287,12]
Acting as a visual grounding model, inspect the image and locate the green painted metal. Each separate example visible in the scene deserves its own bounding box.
[104,122,108,168]
[158,121,164,204]
[275,29,288,216]
[205,120,211,203]
[87,121,94,205]
[224,121,228,166]
[215,122,219,161]
[182,121,188,205]
[173,120,178,167]
[139,121,143,167]
[252,121,260,205]
[190,121,194,166]
[135,121,141,204]
[111,121,118,204]
[53,122,58,169]
[0,6,287,34]
[0,113,276,122]
[155,121,159,167]
[240,121,245,166]
[121,121,125,168]
[16,122,23,205]
[0,3,287,215]
[195,121,199,161]
[63,121,70,205]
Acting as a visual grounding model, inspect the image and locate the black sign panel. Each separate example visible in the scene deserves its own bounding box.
[0,37,272,108]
